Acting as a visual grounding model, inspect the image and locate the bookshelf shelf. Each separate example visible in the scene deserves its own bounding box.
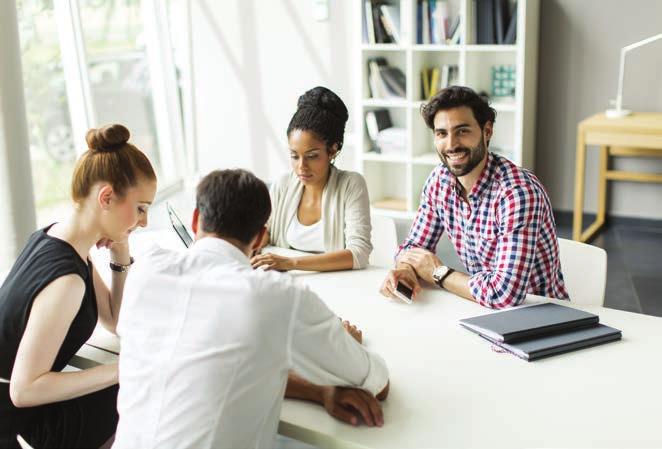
[361,44,408,51]
[362,98,410,108]
[357,0,540,218]
[412,44,463,52]
[464,44,517,52]
[362,152,410,163]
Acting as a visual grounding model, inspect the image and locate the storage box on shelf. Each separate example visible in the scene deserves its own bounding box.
[357,0,539,219]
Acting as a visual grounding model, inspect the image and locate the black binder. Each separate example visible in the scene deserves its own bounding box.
[481,324,622,361]
[459,302,599,343]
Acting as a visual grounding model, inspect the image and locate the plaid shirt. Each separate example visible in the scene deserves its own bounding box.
[398,152,569,309]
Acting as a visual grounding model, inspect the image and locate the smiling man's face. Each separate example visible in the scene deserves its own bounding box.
[432,106,492,177]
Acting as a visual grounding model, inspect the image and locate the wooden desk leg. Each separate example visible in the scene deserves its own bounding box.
[573,128,586,241]
[596,145,609,227]
[577,145,610,242]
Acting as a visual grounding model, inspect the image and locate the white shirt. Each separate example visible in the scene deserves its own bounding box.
[114,237,388,449]
[285,215,325,253]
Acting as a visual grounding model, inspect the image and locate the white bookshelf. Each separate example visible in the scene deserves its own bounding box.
[355,0,540,217]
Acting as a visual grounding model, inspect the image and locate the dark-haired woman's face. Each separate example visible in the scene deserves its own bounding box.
[288,130,336,187]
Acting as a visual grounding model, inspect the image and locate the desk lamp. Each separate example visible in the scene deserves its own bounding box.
[606,33,662,118]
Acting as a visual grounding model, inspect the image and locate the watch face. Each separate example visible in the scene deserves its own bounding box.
[433,266,449,281]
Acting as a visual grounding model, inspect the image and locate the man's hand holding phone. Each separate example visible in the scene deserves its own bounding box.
[379,264,421,303]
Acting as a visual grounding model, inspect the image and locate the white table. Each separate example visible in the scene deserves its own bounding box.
[83,234,662,448]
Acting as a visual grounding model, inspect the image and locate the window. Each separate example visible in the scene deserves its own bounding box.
[17,0,187,226]
[17,0,77,224]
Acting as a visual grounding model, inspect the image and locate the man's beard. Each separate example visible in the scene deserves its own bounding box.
[439,138,487,177]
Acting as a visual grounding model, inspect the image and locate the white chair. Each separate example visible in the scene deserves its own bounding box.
[369,214,398,268]
[557,238,607,306]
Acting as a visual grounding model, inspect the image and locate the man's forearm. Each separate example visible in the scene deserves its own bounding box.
[284,371,323,404]
[441,271,475,302]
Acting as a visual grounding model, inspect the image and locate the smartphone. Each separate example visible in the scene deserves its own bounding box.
[166,202,194,248]
[394,281,413,304]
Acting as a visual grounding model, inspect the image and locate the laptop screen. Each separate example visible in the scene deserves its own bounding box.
[166,202,193,248]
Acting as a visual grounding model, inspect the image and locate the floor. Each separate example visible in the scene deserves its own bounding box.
[556,221,662,317]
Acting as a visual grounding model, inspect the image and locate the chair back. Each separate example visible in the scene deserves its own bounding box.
[369,215,398,267]
[557,238,607,306]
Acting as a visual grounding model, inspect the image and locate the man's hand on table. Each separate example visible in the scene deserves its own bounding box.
[397,248,443,284]
[379,263,422,300]
[320,386,384,427]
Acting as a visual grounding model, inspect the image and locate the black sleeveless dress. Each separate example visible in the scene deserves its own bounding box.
[0,225,118,448]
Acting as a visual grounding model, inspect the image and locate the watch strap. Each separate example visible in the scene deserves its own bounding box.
[435,268,455,288]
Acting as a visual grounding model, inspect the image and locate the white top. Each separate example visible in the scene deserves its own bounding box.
[113,238,388,449]
[268,166,373,269]
[285,214,324,253]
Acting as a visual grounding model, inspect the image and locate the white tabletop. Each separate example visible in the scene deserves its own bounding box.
[85,232,662,448]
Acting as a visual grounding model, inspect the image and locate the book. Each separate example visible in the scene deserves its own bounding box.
[471,0,478,44]
[372,2,390,43]
[448,14,460,44]
[380,5,401,44]
[379,66,407,97]
[459,302,599,343]
[421,68,431,99]
[503,2,517,45]
[422,0,430,44]
[429,67,440,97]
[494,0,508,44]
[365,109,393,143]
[365,1,375,43]
[367,57,389,98]
[476,0,495,44]
[482,324,622,361]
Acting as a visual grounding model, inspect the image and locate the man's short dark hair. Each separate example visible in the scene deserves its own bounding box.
[420,86,496,130]
[196,169,271,245]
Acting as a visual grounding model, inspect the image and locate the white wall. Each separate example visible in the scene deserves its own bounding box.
[536,0,662,220]
[190,0,357,183]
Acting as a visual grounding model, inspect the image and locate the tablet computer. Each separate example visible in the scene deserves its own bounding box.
[166,202,193,248]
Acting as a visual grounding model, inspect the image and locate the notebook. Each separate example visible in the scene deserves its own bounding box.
[459,302,599,343]
[481,324,622,361]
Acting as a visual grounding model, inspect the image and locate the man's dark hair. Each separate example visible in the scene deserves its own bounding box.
[196,169,271,245]
[420,86,496,130]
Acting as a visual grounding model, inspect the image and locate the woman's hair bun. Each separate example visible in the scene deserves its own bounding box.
[86,124,130,152]
[296,86,349,123]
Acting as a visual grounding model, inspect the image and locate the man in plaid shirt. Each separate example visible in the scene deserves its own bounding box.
[380,86,568,308]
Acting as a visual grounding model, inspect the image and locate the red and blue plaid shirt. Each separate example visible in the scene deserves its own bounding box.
[397,152,569,309]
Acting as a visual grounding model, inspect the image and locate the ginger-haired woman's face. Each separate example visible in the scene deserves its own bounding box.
[95,178,157,243]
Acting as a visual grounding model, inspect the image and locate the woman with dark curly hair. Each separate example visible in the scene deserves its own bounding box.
[251,86,372,272]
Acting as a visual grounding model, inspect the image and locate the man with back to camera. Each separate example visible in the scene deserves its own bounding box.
[114,169,389,449]
[380,86,569,308]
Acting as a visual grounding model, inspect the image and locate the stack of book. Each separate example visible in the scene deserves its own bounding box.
[460,303,622,361]
[417,0,461,45]
[364,1,401,44]
[472,0,517,45]
[365,109,406,155]
[421,65,459,100]
[367,57,406,100]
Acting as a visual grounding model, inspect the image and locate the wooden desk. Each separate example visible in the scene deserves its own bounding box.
[573,112,662,242]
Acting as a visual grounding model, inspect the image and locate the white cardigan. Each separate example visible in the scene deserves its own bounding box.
[267,166,373,269]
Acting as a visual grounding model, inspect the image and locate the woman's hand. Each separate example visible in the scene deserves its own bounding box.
[96,239,131,265]
[250,253,296,271]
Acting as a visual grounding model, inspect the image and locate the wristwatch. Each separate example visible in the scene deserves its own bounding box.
[432,265,455,288]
